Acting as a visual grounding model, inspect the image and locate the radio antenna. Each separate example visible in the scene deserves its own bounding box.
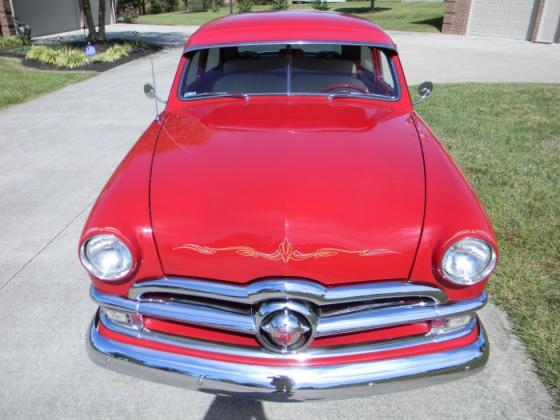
[150,58,160,120]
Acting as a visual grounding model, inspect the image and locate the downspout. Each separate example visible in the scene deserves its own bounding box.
[8,0,14,17]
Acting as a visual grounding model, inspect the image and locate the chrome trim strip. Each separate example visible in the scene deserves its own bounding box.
[128,278,448,305]
[316,292,486,336]
[183,40,398,54]
[87,316,488,402]
[100,310,478,361]
[91,287,255,334]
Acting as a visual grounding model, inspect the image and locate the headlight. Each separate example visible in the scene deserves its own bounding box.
[441,237,496,285]
[80,234,133,280]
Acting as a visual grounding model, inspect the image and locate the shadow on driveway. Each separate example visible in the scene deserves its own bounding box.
[203,396,267,420]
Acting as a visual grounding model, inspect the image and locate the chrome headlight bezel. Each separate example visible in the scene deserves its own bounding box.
[440,237,497,285]
[80,234,134,281]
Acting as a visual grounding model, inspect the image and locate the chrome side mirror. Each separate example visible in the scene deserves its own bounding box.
[143,81,167,104]
[144,82,156,100]
[414,81,433,106]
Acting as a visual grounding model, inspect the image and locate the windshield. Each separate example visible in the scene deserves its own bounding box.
[179,43,399,100]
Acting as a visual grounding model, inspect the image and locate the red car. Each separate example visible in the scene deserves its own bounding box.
[81,11,498,401]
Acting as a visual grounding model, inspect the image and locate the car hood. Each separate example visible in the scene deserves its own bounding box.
[150,98,424,285]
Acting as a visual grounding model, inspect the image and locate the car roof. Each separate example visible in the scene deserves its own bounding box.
[184,11,396,52]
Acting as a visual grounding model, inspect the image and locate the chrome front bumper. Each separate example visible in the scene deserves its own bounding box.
[87,314,489,401]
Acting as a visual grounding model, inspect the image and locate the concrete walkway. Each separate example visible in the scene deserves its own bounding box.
[0,31,557,419]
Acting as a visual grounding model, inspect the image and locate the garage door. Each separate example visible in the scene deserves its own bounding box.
[467,0,538,40]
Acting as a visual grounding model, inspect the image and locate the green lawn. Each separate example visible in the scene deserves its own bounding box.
[138,0,445,32]
[416,84,560,406]
[0,58,94,109]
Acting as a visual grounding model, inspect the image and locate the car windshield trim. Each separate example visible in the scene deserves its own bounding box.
[183,40,398,54]
[177,42,401,103]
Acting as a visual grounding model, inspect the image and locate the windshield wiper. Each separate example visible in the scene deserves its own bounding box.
[328,92,375,100]
[184,92,249,100]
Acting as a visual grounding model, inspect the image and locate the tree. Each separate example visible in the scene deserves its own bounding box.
[81,0,108,43]
[82,0,97,42]
[369,0,375,11]
[98,0,106,41]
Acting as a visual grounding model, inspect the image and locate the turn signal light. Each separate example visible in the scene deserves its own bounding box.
[101,307,143,331]
[431,314,474,335]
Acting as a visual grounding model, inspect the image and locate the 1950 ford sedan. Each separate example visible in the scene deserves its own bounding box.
[80,11,498,401]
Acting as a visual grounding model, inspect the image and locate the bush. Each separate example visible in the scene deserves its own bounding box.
[311,0,329,10]
[271,0,288,10]
[26,45,59,65]
[0,36,28,50]
[150,0,165,13]
[150,0,178,13]
[94,43,133,63]
[25,43,134,68]
[237,0,253,12]
[13,18,31,42]
[55,48,90,69]
[119,4,139,23]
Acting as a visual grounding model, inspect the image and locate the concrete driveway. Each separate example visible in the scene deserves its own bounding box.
[0,31,557,419]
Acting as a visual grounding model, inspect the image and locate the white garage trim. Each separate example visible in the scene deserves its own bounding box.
[535,0,560,43]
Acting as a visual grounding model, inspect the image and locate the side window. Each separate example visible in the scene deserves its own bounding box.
[379,52,395,91]
[360,46,374,72]
[185,51,200,84]
[206,48,219,71]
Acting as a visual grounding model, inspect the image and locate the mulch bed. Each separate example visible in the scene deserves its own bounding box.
[0,40,161,72]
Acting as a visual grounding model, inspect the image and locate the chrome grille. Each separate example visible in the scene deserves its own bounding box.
[92,277,487,359]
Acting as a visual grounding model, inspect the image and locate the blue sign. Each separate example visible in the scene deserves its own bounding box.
[85,43,96,58]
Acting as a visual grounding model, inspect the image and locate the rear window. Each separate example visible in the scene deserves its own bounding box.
[179,43,399,100]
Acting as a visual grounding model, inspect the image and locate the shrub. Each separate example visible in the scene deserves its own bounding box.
[55,48,90,69]
[150,0,166,13]
[119,4,139,23]
[271,0,288,10]
[25,43,134,69]
[237,0,253,13]
[24,45,45,60]
[13,18,31,42]
[0,36,28,50]
[150,0,178,13]
[94,43,133,63]
[26,45,59,64]
[311,0,328,10]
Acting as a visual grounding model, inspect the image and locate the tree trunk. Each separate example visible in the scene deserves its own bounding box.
[98,0,106,42]
[370,0,374,11]
[82,0,97,42]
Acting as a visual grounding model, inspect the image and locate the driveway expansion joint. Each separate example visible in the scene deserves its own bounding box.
[0,200,94,293]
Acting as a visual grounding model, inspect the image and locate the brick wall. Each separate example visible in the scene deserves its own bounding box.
[442,0,472,35]
[0,0,15,37]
